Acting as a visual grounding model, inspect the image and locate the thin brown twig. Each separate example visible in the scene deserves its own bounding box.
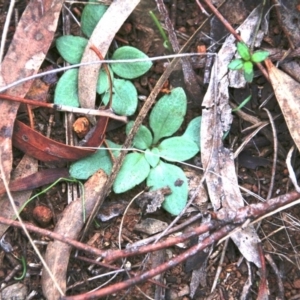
[265,254,284,300]
[62,224,236,300]
[0,94,127,122]
[263,108,277,200]
[257,243,269,299]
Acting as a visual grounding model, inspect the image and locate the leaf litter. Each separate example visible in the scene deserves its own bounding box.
[1,0,300,299]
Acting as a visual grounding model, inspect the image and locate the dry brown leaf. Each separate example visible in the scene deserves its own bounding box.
[0,0,63,181]
[78,0,140,114]
[265,58,300,152]
[0,155,38,237]
[0,0,63,237]
[13,120,94,162]
[42,170,108,300]
[201,7,261,267]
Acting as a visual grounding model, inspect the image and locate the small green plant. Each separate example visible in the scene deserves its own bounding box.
[54,0,152,116]
[70,87,201,216]
[149,10,171,51]
[228,42,269,83]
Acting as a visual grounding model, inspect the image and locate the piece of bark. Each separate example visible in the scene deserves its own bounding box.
[201,7,262,267]
[42,170,108,300]
[0,0,63,182]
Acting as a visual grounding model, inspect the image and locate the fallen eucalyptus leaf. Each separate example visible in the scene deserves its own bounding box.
[265,58,300,152]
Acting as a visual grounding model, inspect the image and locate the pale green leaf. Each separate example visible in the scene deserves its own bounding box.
[145,148,160,167]
[126,121,153,150]
[251,50,269,63]
[243,61,254,82]
[150,87,187,144]
[111,46,152,79]
[102,79,138,116]
[237,42,251,61]
[228,59,244,70]
[54,69,79,107]
[69,149,112,179]
[96,67,114,95]
[81,2,107,37]
[147,161,188,215]
[56,35,87,64]
[113,153,150,193]
[105,139,122,158]
[158,136,199,162]
[182,116,201,148]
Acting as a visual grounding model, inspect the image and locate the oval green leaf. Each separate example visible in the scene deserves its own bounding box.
[81,2,108,37]
[111,46,152,79]
[145,148,160,168]
[182,116,201,148]
[251,50,269,63]
[147,161,188,215]
[237,42,251,61]
[158,136,199,162]
[56,35,88,64]
[102,79,138,116]
[105,139,122,158]
[54,69,79,107]
[69,149,112,180]
[96,67,114,95]
[150,87,187,144]
[113,153,150,193]
[126,121,153,150]
[228,59,244,70]
[243,61,254,82]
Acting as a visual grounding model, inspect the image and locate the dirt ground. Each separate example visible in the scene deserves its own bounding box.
[1,0,300,299]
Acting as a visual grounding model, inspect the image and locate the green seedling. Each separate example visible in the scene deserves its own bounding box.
[18,177,87,221]
[14,256,27,281]
[149,11,171,51]
[232,95,252,112]
[228,42,269,83]
[55,0,152,116]
[70,88,201,216]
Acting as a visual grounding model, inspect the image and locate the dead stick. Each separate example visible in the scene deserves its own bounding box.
[62,224,236,300]
[0,94,127,122]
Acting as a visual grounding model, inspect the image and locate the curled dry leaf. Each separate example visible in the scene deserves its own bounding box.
[13,121,94,162]
[42,170,108,300]
[265,58,300,152]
